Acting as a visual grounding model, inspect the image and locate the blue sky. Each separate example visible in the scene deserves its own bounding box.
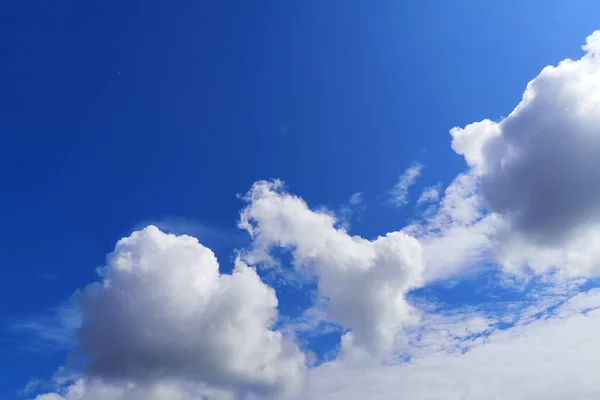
[3,1,600,399]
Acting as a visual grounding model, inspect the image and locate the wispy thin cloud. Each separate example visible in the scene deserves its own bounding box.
[348,192,363,206]
[339,192,365,230]
[417,184,442,205]
[8,303,81,351]
[21,379,43,396]
[389,162,424,207]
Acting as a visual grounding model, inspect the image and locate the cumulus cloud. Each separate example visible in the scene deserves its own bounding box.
[239,180,424,356]
[389,162,424,207]
[424,30,600,278]
[304,288,600,400]
[36,226,305,400]
[454,31,600,242]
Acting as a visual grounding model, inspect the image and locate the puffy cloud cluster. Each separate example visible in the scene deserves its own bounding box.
[239,180,424,356]
[31,186,427,399]
[37,226,305,400]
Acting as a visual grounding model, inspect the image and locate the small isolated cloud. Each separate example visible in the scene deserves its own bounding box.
[348,192,363,206]
[389,163,424,207]
[416,184,441,205]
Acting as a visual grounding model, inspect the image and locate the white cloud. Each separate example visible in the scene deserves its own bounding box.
[35,226,305,400]
[404,173,499,282]
[239,180,424,356]
[304,288,600,400]
[448,31,600,277]
[389,162,424,207]
[450,119,501,174]
[34,379,236,400]
[416,184,441,205]
[406,31,600,280]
